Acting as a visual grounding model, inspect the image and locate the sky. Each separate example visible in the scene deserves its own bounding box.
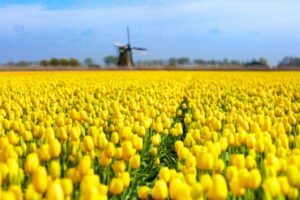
[0,0,300,66]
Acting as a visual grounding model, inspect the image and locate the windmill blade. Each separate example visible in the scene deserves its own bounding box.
[127,26,131,45]
[114,42,127,47]
[132,47,147,51]
[132,48,147,54]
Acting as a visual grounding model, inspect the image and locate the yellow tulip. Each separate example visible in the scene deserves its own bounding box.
[33,166,48,193]
[49,138,61,158]
[152,179,168,199]
[138,186,150,199]
[25,153,39,174]
[83,135,94,152]
[48,160,61,179]
[46,180,64,200]
[109,178,124,195]
[129,154,140,169]
[207,174,228,200]
[61,178,73,197]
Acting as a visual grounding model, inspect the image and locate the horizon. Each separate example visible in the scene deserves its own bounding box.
[0,0,300,66]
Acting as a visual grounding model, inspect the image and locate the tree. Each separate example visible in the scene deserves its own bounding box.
[259,57,268,66]
[222,58,229,65]
[103,55,118,66]
[278,57,300,67]
[177,57,190,65]
[6,61,16,66]
[59,58,69,66]
[168,58,177,65]
[16,61,31,66]
[40,60,49,66]
[229,60,241,66]
[194,59,205,65]
[69,58,80,66]
[84,58,94,67]
[50,58,59,66]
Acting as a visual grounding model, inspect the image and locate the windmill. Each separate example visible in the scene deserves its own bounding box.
[114,27,147,67]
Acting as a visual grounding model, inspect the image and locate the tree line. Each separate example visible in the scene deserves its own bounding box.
[133,57,269,67]
[2,56,300,68]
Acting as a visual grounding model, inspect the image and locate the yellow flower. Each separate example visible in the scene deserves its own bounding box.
[247,168,261,189]
[83,135,94,152]
[151,134,161,146]
[59,127,68,142]
[67,168,81,183]
[8,185,23,200]
[150,147,158,156]
[109,178,124,195]
[196,152,214,171]
[214,159,225,173]
[155,158,160,165]
[207,174,228,200]
[7,158,19,177]
[200,174,212,193]
[122,141,135,161]
[80,174,100,192]
[61,178,73,197]
[48,160,61,179]
[278,176,290,195]
[152,179,168,199]
[25,153,39,174]
[159,167,170,182]
[33,166,48,193]
[49,138,61,158]
[245,155,256,170]
[38,144,50,162]
[287,165,300,188]
[55,115,65,127]
[129,154,140,169]
[81,185,105,200]
[104,142,115,158]
[46,180,64,200]
[111,132,119,144]
[169,178,183,199]
[78,155,91,176]
[173,182,192,200]
[112,161,126,173]
[138,126,146,137]
[99,152,111,167]
[70,127,80,141]
[230,176,245,197]
[138,186,150,199]
[118,172,130,188]
[191,182,203,199]
[263,177,281,198]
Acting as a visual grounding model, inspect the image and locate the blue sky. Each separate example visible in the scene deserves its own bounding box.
[0,0,299,66]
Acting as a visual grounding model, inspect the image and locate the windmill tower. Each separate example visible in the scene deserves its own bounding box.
[114,27,147,67]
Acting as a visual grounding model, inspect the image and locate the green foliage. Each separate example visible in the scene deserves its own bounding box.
[50,58,59,66]
[40,60,49,66]
[69,58,80,66]
[59,58,69,66]
[103,55,118,66]
[84,58,94,67]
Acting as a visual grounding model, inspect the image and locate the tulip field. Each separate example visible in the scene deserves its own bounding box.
[1,71,300,200]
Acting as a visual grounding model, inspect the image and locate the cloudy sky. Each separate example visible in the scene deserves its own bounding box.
[0,0,299,65]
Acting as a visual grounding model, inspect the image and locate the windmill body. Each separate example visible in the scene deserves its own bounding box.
[114,27,147,67]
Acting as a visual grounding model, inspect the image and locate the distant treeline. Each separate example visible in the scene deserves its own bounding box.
[134,57,269,67]
[278,57,300,67]
[2,58,100,67]
[2,56,300,68]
